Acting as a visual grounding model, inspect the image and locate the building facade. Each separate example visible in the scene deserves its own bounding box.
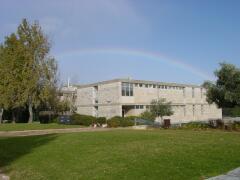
[62,79,222,124]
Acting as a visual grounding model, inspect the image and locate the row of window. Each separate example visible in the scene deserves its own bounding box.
[134,104,205,116]
[122,83,203,98]
[134,83,185,90]
[122,83,134,96]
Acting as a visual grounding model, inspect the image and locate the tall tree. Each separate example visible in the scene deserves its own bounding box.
[204,63,240,108]
[0,33,26,123]
[0,19,58,123]
[149,98,174,122]
[17,19,57,123]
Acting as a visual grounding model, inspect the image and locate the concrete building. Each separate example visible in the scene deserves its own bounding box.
[62,79,222,124]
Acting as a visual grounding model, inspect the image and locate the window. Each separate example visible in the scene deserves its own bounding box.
[139,84,143,87]
[200,88,203,98]
[183,88,186,97]
[153,85,156,88]
[145,84,149,88]
[135,105,144,109]
[135,83,138,87]
[122,83,133,96]
[192,87,195,98]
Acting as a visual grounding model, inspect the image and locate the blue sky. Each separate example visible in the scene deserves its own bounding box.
[1,0,240,85]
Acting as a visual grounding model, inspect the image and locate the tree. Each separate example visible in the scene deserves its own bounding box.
[0,33,27,123]
[17,19,58,123]
[140,110,155,121]
[0,19,58,123]
[204,63,240,108]
[149,98,174,123]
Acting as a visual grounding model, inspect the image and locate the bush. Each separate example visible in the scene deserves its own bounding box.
[107,116,135,127]
[70,114,96,126]
[223,107,240,117]
[39,114,58,124]
[107,116,122,128]
[120,118,135,127]
[233,121,240,130]
[181,122,209,129]
[95,117,107,125]
[140,111,155,121]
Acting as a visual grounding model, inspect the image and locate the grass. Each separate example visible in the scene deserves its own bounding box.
[0,123,83,131]
[0,130,240,179]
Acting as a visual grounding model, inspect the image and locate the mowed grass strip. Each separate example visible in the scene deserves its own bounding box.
[0,123,83,131]
[0,130,240,180]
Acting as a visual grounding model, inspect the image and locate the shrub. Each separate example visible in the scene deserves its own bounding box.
[107,116,122,128]
[107,116,136,127]
[140,111,155,121]
[223,107,240,117]
[95,117,107,125]
[70,114,96,126]
[120,118,135,127]
[181,122,209,129]
[233,121,240,130]
[39,114,58,124]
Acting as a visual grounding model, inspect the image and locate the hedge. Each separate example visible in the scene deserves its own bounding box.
[70,114,95,126]
[107,116,135,128]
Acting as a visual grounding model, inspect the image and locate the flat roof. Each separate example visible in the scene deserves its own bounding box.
[72,78,202,88]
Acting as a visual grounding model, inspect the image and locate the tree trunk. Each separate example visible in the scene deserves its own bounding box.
[28,103,33,123]
[0,108,3,124]
[12,110,16,123]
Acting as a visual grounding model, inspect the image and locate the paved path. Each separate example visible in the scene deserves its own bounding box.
[207,167,240,180]
[0,127,117,137]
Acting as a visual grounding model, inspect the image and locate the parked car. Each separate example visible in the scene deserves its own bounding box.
[59,115,71,124]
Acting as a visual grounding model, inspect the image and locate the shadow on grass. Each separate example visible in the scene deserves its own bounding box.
[0,134,57,172]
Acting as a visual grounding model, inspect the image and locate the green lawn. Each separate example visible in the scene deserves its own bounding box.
[0,130,240,179]
[0,123,83,131]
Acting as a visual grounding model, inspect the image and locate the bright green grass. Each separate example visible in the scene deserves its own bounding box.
[0,123,83,131]
[0,130,240,180]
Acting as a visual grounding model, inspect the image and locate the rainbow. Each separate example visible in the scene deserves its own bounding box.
[56,47,214,81]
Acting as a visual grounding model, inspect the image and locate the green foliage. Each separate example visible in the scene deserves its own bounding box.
[107,116,135,127]
[140,110,155,121]
[70,114,95,126]
[107,116,122,128]
[0,18,58,123]
[223,107,240,117]
[55,99,71,115]
[150,98,174,119]
[95,117,107,125]
[39,114,58,124]
[205,63,240,108]
[181,122,209,129]
[233,121,240,130]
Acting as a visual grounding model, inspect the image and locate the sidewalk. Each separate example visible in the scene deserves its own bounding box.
[0,127,116,137]
[207,167,240,180]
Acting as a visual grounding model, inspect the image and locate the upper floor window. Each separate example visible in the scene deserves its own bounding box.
[122,83,133,96]
[192,87,195,98]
